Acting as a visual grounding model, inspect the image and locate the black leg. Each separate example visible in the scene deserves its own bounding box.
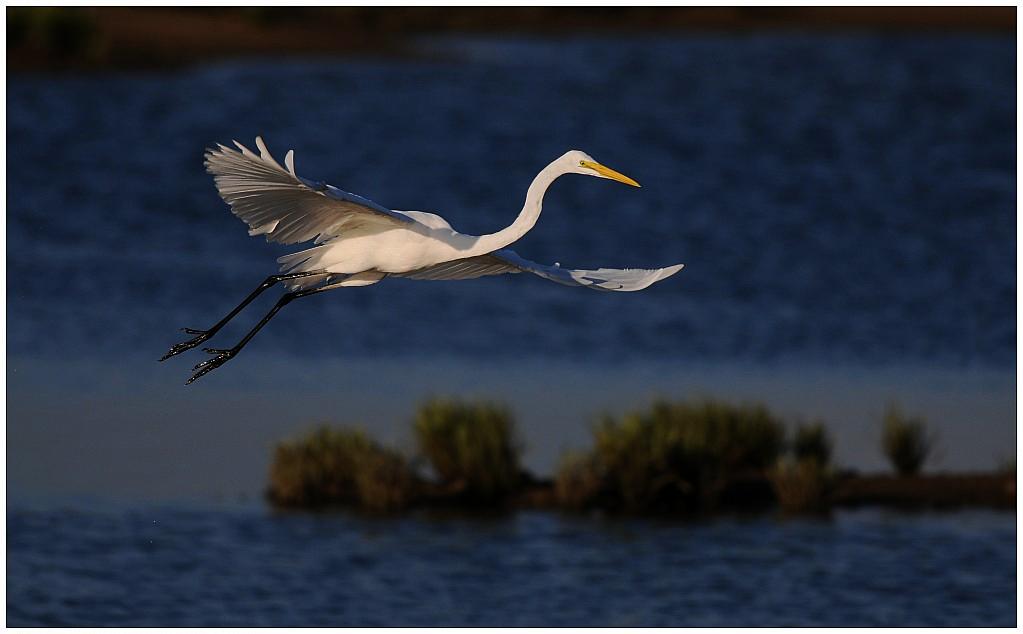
[186,285,332,385]
[160,271,325,361]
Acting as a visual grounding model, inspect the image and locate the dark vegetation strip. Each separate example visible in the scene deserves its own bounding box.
[266,397,1015,516]
[8,7,1015,72]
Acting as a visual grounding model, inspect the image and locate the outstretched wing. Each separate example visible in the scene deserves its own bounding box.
[205,136,412,245]
[400,249,684,292]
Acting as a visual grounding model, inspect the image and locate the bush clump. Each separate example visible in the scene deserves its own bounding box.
[882,405,932,476]
[769,421,835,513]
[555,399,786,514]
[792,421,832,466]
[770,459,832,513]
[268,426,415,512]
[414,398,523,503]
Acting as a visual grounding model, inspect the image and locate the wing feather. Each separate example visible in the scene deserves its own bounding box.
[205,137,411,245]
[399,249,684,291]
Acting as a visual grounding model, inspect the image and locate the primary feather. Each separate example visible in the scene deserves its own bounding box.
[205,137,411,245]
[400,249,685,291]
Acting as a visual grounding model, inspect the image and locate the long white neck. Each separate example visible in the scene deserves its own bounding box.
[464,158,568,256]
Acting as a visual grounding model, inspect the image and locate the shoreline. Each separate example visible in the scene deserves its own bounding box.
[8,7,1015,72]
[265,470,1017,516]
[8,355,1015,502]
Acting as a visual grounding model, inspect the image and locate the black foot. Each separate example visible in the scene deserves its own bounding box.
[186,348,236,384]
[159,328,212,362]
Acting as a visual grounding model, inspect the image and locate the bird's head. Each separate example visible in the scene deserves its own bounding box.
[560,150,641,187]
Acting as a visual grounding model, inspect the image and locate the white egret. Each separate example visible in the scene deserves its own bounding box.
[162,137,684,383]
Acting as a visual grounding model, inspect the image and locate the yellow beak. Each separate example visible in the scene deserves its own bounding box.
[580,160,641,187]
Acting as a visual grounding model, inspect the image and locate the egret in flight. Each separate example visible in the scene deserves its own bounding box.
[161,137,684,383]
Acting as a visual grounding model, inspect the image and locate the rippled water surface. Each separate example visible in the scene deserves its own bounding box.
[7,505,1015,627]
[7,35,1015,366]
[7,34,1016,627]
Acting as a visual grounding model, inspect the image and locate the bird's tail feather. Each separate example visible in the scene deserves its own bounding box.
[277,245,334,290]
[277,244,330,273]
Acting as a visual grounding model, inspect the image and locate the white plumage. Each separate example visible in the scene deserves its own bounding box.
[206,137,683,290]
[164,136,685,382]
[400,250,684,292]
[206,137,413,245]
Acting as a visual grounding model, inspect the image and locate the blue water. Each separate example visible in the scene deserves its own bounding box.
[6,35,1015,366]
[7,504,1015,626]
[7,33,1017,626]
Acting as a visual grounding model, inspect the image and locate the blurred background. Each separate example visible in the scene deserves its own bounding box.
[7,6,1016,627]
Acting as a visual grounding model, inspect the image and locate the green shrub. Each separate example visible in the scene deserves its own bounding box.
[268,425,415,511]
[792,421,832,466]
[352,445,416,512]
[556,399,786,513]
[414,398,522,502]
[881,405,932,476]
[770,459,832,513]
